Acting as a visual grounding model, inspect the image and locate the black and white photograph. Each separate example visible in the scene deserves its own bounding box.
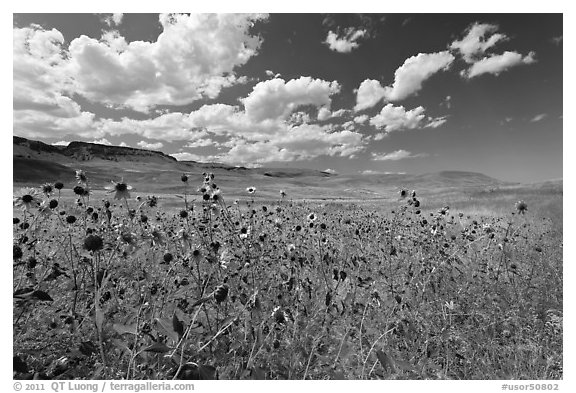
[10,4,567,389]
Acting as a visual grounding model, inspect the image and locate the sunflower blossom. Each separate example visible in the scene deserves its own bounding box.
[13,188,42,211]
[106,180,133,200]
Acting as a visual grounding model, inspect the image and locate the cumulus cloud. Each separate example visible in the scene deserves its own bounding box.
[243,77,340,122]
[354,79,387,111]
[137,141,164,150]
[369,104,427,133]
[13,25,99,139]
[354,114,369,124]
[265,70,281,78]
[354,52,454,110]
[14,23,367,169]
[450,23,507,63]
[99,112,198,141]
[318,107,349,121]
[383,51,455,101]
[452,23,537,79]
[55,13,268,112]
[463,51,536,78]
[324,28,367,53]
[171,152,215,162]
[52,141,70,146]
[90,138,113,145]
[185,138,220,148]
[371,150,427,161]
[324,168,337,174]
[104,13,124,27]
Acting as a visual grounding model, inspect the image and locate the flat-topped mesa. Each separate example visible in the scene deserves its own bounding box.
[14,136,177,163]
[64,141,177,162]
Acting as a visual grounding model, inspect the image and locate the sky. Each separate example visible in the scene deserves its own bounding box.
[12,12,563,182]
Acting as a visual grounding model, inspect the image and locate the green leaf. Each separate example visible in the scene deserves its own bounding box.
[177,363,217,380]
[198,365,217,380]
[95,308,104,332]
[156,317,179,343]
[251,366,265,380]
[191,296,212,308]
[394,359,415,372]
[172,314,185,340]
[143,342,170,353]
[113,323,138,335]
[111,338,131,354]
[31,290,53,301]
[375,349,396,374]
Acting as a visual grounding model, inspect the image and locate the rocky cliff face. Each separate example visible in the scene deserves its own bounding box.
[13,136,177,164]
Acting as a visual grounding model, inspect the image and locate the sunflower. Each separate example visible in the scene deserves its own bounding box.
[37,200,53,217]
[41,183,54,196]
[280,190,287,198]
[13,188,42,211]
[246,186,256,194]
[515,200,528,214]
[149,227,165,247]
[75,170,88,184]
[106,180,133,200]
[307,212,317,222]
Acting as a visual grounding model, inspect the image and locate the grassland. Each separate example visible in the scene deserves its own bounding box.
[13,170,562,380]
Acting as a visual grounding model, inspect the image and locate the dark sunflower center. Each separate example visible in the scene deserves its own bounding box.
[116,183,128,192]
[22,195,33,203]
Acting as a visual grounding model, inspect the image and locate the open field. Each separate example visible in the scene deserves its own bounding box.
[13,170,562,380]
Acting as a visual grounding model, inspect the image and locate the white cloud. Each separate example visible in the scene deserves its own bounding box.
[13,25,99,139]
[354,79,386,111]
[137,141,164,150]
[551,36,563,45]
[324,28,367,53]
[425,116,448,128]
[243,76,340,122]
[265,70,281,78]
[288,111,312,126]
[464,51,536,78]
[451,23,537,79]
[450,22,507,63]
[354,51,454,110]
[361,169,406,175]
[99,112,194,141]
[530,113,547,122]
[324,168,337,174]
[52,141,70,146]
[104,13,124,27]
[63,13,268,112]
[171,152,214,162]
[90,138,113,145]
[369,104,427,133]
[317,107,348,121]
[371,150,427,161]
[185,138,219,148]
[383,51,455,101]
[317,107,332,121]
[354,114,369,124]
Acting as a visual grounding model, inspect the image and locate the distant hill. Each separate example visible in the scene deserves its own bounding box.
[13,135,516,198]
[13,136,177,164]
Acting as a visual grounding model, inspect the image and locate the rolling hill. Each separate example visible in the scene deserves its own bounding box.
[13,136,515,199]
